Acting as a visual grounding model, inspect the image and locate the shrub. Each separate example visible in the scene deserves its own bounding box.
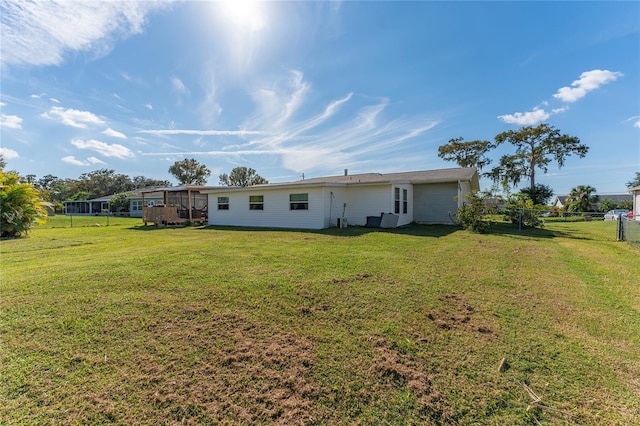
[456,192,489,233]
[1,170,47,238]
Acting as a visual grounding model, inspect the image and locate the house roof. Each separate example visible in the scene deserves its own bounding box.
[140,185,222,194]
[203,167,479,193]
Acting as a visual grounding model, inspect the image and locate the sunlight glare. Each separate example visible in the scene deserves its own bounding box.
[219,0,266,32]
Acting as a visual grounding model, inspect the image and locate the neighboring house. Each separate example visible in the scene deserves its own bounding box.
[202,167,480,230]
[63,195,112,215]
[631,186,640,221]
[551,194,632,210]
[552,196,568,209]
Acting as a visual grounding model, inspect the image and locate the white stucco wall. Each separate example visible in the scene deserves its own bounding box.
[343,184,392,226]
[206,187,328,229]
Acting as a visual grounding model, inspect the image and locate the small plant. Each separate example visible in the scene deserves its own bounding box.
[456,191,489,233]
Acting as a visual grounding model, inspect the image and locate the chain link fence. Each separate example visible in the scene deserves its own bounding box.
[41,214,141,228]
[620,218,640,245]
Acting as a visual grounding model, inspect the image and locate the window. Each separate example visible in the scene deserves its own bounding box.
[132,200,142,212]
[217,196,229,210]
[249,195,264,210]
[402,189,408,214]
[394,187,400,214]
[290,193,309,210]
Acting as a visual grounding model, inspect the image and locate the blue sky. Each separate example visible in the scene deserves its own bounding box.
[1,1,638,195]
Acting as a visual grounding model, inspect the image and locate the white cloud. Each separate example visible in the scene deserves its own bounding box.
[551,106,569,114]
[87,156,107,165]
[139,129,267,136]
[103,127,127,139]
[497,107,550,125]
[1,1,171,68]
[61,155,89,166]
[171,76,190,94]
[553,69,623,103]
[0,113,23,129]
[41,106,105,128]
[71,138,134,158]
[31,93,46,99]
[627,116,640,128]
[0,102,5,107]
[0,147,20,159]
[50,98,60,103]
[145,103,153,110]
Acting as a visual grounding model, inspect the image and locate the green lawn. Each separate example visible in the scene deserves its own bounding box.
[1,218,639,425]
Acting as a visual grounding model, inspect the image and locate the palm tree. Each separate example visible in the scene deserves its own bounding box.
[565,185,599,212]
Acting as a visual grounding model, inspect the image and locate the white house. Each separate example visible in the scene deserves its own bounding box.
[202,167,480,230]
[631,186,640,221]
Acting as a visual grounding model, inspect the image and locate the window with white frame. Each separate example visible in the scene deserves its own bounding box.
[290,193,309,210]
[132,200,142,212]
[403,189,408,214]
[394,187,400,214]
[249,195,264,210]
[217,196,229,210]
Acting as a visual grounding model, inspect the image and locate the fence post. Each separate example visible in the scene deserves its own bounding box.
[617,215,624,241]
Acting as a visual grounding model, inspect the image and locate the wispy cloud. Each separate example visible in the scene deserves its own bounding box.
[1,1,171,68]
[145,103,153,110]
[41,106,105,128]
[50,98,61,104]
[626,116,640,128]
[0,113,23,129]
[103,128,127,139]
[171,76,190,94]
[71,138,134,158]
[142,70,440,174]
[553,70,623,103]
[87,156,107,165]
[0,147,20,159]
[139,129,267,136]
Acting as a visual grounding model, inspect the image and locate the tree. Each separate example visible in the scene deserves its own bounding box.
[1,169,47,238]
[565,185,599,212]
[75,169,135,198]
[626,172,640,189]
[437,137,494,171]
[518,184,554,206]
[598,199,618,213]
[490,124,588,192]
[219,167,268,187]
[169,158,211,185]
[110,191,134,214]
[132,176,172,189]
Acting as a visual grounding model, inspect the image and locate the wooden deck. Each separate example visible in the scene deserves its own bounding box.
[142,206,206,226]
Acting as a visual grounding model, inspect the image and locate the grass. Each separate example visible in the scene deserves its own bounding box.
[1,216,639,425]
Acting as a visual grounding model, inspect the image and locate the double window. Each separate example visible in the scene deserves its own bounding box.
[131,200,142,212]
[290,193,309,210]
[394,188,408,214]
[217,196,229,210]
[249,195,264,210]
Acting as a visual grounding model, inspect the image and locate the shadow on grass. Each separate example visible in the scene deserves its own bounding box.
[127,221,608,241]
[128,223,460,238]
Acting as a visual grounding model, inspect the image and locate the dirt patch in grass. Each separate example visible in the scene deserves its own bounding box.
[129,312,322,425]
[370,338,452,422]
[426,293,496,336]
